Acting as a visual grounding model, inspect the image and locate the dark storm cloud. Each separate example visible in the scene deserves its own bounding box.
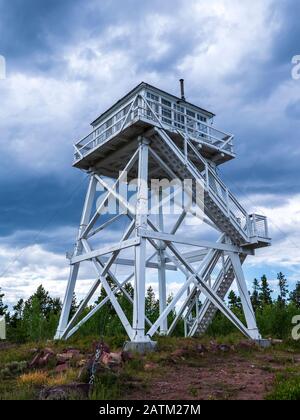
[0,0,300,249]
[0,172,87,237]
[0,0,184,73]
[271,0,300,65]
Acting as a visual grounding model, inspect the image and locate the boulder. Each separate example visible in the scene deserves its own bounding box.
[29,349,56,368]
[55,363,69,373]
[196,344,208,354]
[57,353,75,364]
[218,344,231,353]
[144,362,158,371]
[100,352,123,368]
[121,351,133,363]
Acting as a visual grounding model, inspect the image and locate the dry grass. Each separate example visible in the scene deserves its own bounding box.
[18,369,78,388]
[18,371,48,387]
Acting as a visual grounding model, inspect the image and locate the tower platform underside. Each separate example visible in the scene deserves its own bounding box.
[74,119,234,176]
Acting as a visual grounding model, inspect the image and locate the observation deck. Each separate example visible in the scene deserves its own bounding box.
[73,82,235,173]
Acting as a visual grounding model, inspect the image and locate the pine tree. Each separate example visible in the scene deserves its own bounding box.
[290,282,300,308]
[259,275,273,306]
[277,272,289,306]
[70,293,78,318]
[145,286,159,322]
[51,297,62,315]
[228,290,241,310]
[12,299,24,321]
[24,285,53,319]
[251,278,261,311]
[8,299,26,342]
[0,287,8,317]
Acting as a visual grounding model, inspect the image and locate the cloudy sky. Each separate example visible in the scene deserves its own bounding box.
[0,0,300,309]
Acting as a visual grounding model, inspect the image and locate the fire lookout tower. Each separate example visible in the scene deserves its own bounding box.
[55,81,271,351]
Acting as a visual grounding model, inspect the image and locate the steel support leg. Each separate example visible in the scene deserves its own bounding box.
[55,176,97,339]
[230,253,261,340]
[132,138,151,343]
[157,188,167,335]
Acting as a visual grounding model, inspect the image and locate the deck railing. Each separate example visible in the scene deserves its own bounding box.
[174,136,270,242]
[74,93,234,162]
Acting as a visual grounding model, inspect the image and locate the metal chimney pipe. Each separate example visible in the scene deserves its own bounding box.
[180,79,186,101]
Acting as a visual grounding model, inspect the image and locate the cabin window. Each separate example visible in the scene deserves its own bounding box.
[162,107,172,125]
[174,104,185,114]
[186,110,196,118]
[146,100,159,120]
[174,112,185,129]
[197,114,207,123]
[147,92,159,102]
[161,98,172,108]
[186,110,196,133]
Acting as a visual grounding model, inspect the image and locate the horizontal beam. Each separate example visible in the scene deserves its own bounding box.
[71,238,140,265]
[138,229,251,254]
[165,249,209,264]
[98,256,177,271]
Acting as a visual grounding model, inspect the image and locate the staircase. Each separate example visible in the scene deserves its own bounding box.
[150,128,269,248]
[188,255,247,336]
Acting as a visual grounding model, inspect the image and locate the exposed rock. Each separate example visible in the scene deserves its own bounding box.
[218,344,231,353]
[271,339,283,345]
[38,352,56,367]
[93,341,110,354]
[100,352,123,368]
[29,353,41,368]
[28,348,39,354]
[144,362,158,371]
[196,344,208,353]
[121,351,133,363]
[171,348,186,358]
[78,359,88,368]
[29,349,56,369]
[63,349,82,359]
[44,348,55,354]
[238,340,256,350]
[55,363,69,373]
[39,383,90,401]
[57,353,75,364]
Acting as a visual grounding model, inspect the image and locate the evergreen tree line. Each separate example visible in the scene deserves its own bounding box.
[0,282,176,343]
[208,273,300,339]
[0,272,299,343]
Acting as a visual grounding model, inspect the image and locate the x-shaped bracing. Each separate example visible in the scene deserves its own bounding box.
[55,132,260,343]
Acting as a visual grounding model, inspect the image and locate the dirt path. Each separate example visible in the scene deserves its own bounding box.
[126,352,285,400]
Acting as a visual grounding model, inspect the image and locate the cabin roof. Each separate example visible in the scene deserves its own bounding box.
[91,82,215,127]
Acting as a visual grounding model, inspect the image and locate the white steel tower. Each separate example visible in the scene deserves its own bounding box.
[55,82,271,351]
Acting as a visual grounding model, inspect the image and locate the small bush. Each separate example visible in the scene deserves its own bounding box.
[0,361,27,379]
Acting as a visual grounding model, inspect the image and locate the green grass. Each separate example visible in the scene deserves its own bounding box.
[267,373,300,400]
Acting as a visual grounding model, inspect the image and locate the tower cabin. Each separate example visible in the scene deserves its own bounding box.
[74,82,234,177]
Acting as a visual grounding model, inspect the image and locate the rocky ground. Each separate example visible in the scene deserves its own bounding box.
[0,336,299,400]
